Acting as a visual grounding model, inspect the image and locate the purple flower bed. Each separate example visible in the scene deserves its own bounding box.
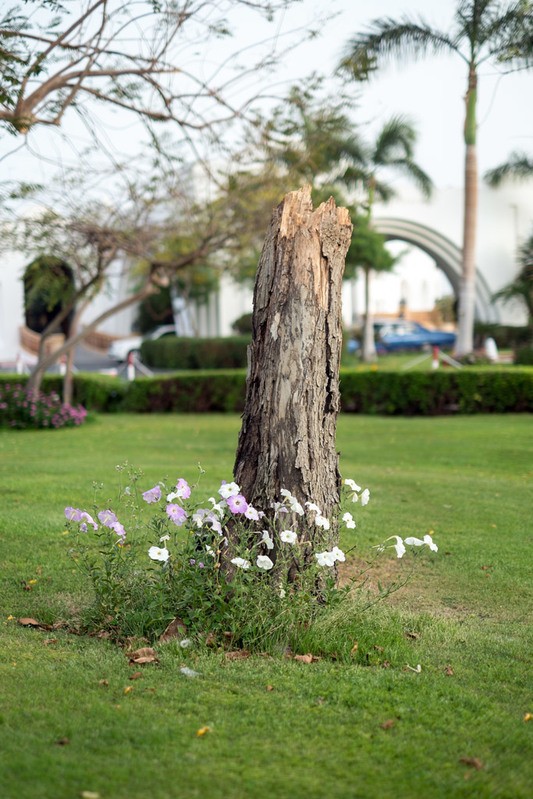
[0,383,87,429]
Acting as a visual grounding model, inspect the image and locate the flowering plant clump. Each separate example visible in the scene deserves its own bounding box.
[0,382,87,429]
[63,466,438,649]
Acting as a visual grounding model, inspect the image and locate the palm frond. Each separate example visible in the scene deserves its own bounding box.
[372,116,417,164]
[484,151,533,186]
[339,17,462,79]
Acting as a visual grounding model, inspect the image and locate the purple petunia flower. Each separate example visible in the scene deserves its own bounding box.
[98,509,118,527]
[142,485,162,504]
[112,521,126,540]
[166,503,187,526]
[226,494,249,514]
[65,507,83,522]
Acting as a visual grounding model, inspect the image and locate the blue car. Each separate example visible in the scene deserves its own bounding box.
[348,320,456,353]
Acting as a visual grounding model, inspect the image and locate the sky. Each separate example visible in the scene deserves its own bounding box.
[2,0,532,193]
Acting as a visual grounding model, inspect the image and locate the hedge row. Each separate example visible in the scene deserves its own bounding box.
[140,336,250,369]
[2,368,531,416]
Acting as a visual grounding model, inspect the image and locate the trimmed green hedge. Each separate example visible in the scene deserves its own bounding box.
[1,368,532,415]
[140,336,250,369]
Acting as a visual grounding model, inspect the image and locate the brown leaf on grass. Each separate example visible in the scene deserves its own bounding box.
[158,617,187,643]
[444,665,455,676]
[81,792,101,799]
[129,671,143,681]
[266,685,274,692]
[405,630,419,640]
[123,686,134,695]
[373,645,384,653]
[523,712,532,722]
[350,641,359,655]
[224,649,251,661]
[98,679,109,687]
[381,660,392,669]
[43,638,58,646]
[380,719,396,730]
[128,647,158,664]
[293,653,320,664]
[205,632,217,647]
[459,757,484,771]
[18,617,46,628]
[55,737,70,746]
[196,726,211,737]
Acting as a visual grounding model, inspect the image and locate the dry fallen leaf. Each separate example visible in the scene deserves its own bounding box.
[158,617,187,644]
[224,649,251,661]
[55,737,70,746]
[459,757,484,771]
[373,645,384,653]
[43,638,58,646]
[523,712,532,722]
[350,641,359,655]
[266,685,274,692]
[129,671,143,681]
[380,719,396,730]
[123,686,134,695]
[18,618,43,627]
[98,679,109,687]
[444,665,455,676]
[81,791,100,799]
[293,653,320,664]
[405,631,420,640]
[128,647,158,664]
[196,726,211,737]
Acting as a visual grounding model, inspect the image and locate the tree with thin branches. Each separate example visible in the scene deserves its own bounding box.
[0,0,295,140]
[340,0,533,356]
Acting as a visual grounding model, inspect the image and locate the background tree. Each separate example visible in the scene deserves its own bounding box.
[340,0,533,357]
[347,213,397,361]
[484,149,533,332]
[0,0,295,139]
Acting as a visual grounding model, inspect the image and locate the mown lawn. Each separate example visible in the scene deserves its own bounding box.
[1,413,532,799]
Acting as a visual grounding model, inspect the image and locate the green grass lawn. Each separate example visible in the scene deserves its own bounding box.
[1,413,532,799]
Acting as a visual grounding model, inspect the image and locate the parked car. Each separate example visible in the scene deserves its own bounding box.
[107,325,177,362]
[348,320,456,354]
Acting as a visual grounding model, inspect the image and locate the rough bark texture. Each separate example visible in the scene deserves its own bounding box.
[234,187,352,541]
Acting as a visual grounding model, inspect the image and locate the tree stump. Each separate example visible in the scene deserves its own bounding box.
[234,186,352,551]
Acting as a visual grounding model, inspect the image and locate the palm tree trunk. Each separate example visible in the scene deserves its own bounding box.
[456,64,478,357]
[362,266,376,362]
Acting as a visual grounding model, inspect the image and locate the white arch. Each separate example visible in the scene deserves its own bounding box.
[372,217,499,323]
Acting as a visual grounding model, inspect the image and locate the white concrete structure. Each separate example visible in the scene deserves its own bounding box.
[1,179,531,362]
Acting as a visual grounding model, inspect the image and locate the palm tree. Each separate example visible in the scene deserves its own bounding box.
[342,117,432,360]
[340,0,533,356]
[484,150,533,331]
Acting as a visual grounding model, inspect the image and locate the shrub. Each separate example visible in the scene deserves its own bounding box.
[120,371,247,413]
[140,336,250,369]
[474,322,532,349]
[514,346,533,365]
[232,312,253,335]
[0,382,87,429]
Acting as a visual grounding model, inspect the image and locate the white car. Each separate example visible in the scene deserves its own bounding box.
[107,325,177,362]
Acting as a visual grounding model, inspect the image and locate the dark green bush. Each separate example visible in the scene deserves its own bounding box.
[120,370,247,413]
[514,346,533,365]
[140,336,250,369]
[474,323,532,349]
[2,367,531,416]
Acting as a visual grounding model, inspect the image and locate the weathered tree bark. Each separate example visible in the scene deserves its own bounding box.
[234,186,352,551]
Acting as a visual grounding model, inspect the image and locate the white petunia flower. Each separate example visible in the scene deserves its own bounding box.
[166,491,179,502]
[404,536,424,547]
[208,497,226,517]
[280,488,293,498]
[280,530,297,544]
[342,512,356,529]
[331,546,346,563]
[344,479,362,492]
[261,530,275,550]
[423,534,438,552]
[245,504,261,521]
[148,546,169,562]
[159,534,170,543]
[218,481,241,499]
[289,498,304,516]
[315,550,336,567]
[315,514,330,530]
[386,536,406,559]
[305,501,321,513]
[361,488,370,506]
[256,555,274,571]
[231,556,250,570]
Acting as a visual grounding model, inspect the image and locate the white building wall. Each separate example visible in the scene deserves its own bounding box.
[0,252,25,363]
